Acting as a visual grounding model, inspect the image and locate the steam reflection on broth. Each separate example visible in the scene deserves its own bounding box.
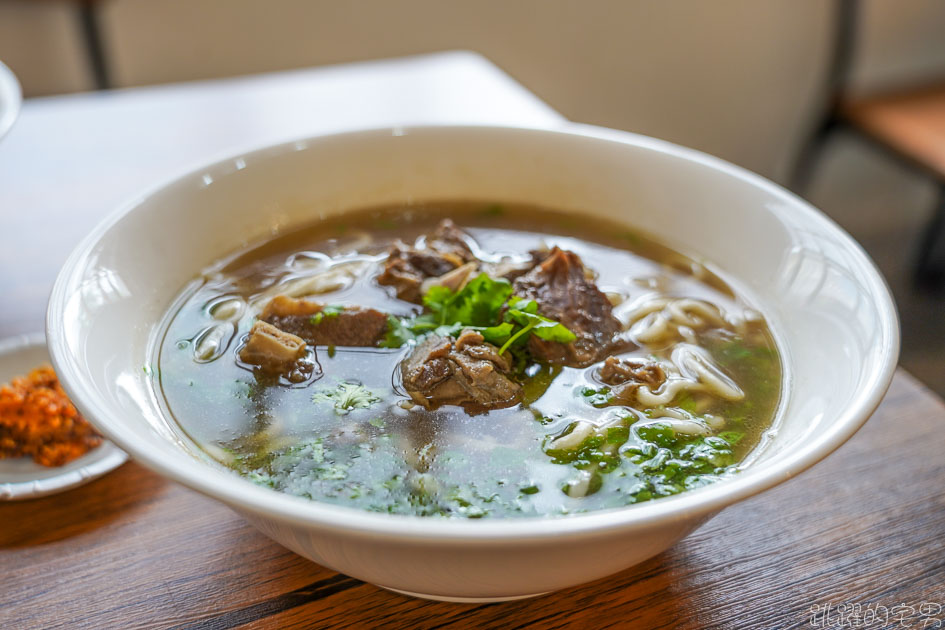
[156,202,781,518]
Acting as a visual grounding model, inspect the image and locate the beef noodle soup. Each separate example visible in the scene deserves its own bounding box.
[155,203,782,518]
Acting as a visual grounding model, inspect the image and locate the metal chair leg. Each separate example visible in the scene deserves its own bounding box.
[915,184,945,289]
[789,114,841,195]
[77,1,110,90]
[788,0,859,195]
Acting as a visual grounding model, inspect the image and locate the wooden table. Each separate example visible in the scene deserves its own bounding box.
[2,53,944,630]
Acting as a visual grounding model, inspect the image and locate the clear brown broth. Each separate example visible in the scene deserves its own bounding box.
[156,202,781,518]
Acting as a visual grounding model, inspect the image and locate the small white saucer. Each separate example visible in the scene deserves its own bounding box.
[0,333,127,500]
[0,59,21,142]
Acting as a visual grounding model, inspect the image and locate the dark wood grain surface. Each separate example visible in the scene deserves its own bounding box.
[2,371,943,629]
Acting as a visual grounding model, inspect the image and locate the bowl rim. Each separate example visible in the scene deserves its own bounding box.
[47,122,900,542]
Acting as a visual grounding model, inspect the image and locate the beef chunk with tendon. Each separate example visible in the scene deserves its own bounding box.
[239,320,314,382]
[401,330,521,412]
[513,247,624,366]
[599,356,666,387]
[377,219,479,302]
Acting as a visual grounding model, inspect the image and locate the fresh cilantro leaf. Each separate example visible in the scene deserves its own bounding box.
[381,312,441,348]
[381,315,415,348]
[531,318,578,342]
[498,298,576,354]
[505,298,576,341]
[507,295,536,312]
[436,273,513,327]
[480,322,514,345]
[381,273,574,357]
[422,286,454,320]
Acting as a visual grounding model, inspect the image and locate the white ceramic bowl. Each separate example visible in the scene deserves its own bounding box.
[47,125,899,601]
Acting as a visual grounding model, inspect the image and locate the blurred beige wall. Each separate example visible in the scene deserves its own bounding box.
[1,0,944,182]
[853,0,945,93]
[0,1,91,95]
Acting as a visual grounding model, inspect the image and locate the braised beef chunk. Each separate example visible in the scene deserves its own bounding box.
[598,356,666,388]
[480,258,536,282]
[239,320,313,381]
[426,218,477,261]
[598,356,666,402]
[377,219,479,302]
[260,295,388,346]
[402,336,455,395]
[513,247,623,367]
[376,247,442,303]
[401,331,521,412]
